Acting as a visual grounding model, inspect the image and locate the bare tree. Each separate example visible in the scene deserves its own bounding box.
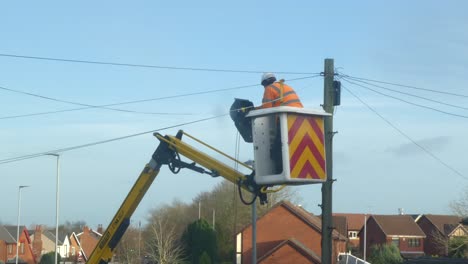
[266,185,303,208]
[430,228,468,258]
[114,226,140,264]
[430,229,450,256]
[450,186,468,217]
[142,180,303,263]
[146,215,185,264]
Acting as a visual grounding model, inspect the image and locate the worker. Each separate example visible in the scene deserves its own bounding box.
[259,73,303,109]
[257,73,304,173]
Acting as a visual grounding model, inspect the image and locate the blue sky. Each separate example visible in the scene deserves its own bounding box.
[1,1,468,229]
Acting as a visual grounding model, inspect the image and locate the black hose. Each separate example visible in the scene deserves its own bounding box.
[238,180,257,205]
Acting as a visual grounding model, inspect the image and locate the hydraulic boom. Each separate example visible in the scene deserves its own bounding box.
[86,130,264,264]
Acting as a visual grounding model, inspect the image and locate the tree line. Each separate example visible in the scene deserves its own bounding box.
[114,180,300,264]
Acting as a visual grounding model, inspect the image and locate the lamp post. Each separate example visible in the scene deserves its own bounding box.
[46,153,60,264]
[363,213,367,261]
[16,185,29,264]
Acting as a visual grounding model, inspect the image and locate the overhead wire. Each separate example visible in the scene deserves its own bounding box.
[0,75,321,120]
[0,53,320,75]
[0,114,229,165]
[339,73,468,98]
[341,78,468,119]
[340,76,468,111]
[0,79,320,165]
[342,84,467,180]
[0,85,196,116]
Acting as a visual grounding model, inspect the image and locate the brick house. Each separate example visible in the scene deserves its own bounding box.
[236,201,347,264]
[76,226,102,261]
[359,215,426,259]
[59,234,71,259]
[416,214,465,256]
[30,225,68,262]
[333,213,367,251]
[0,225,37,264]
[66,225,103,262]
[68,232,85,262]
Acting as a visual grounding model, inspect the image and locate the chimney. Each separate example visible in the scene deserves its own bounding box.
[97,224,103,234]
[32,225,43,262]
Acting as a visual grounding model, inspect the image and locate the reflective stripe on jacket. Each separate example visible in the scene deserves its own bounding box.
[261,82,303,108]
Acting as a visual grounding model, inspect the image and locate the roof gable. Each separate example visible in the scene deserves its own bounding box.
[62,235,71,246]
[447,224,468,237]
[0,226,16,243]
[237,200,347,240]
[257,238,321,263]
[42,230,65,245]
[69,232,82,247]
[422,214,462,235]
[0,225,27,243]
[277,201,347,240]
[372,215,426,237]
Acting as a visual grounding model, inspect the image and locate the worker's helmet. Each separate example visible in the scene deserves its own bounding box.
[261,73,276,86]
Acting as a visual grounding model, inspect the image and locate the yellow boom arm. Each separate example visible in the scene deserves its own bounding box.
[87,130,262,264]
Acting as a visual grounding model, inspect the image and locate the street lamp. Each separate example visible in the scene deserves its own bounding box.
[46,153,60,264]
[16,185,29,264]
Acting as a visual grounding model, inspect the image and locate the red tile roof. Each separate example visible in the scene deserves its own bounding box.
[422,215,462,236]
[333,216,348,238]
[281,201,347,241]
[372,215,426,237]
[334,213,367,231]
[238,200,347,241]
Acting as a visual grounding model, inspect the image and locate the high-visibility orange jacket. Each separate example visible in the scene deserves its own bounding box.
[261,81,303,108]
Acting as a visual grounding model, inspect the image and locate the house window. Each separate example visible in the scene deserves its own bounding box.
[408,238,420,247]
[71,246,76,256]
[348,231,358,238]
[392,238,400,248]
[236,233,242,264]
[8,244,13,254]
[20,243,25,254]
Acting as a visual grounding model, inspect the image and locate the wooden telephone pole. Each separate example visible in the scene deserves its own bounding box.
[321,58,335,264]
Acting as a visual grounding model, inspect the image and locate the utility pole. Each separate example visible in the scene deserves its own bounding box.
[321,58,334,264]
[138,220,141,261]
[364,214,367,261]
[251,201,257,264]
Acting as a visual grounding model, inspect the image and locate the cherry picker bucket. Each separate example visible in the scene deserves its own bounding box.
[246,106,330,185]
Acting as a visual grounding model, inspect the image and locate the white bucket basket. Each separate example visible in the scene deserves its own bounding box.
[246,106,330,185]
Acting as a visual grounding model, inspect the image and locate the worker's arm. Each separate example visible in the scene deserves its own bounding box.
[259,86,277,109]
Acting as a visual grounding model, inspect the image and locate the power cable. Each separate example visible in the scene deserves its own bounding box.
[341,78,468,119]
[340,76,468,111]
[0,85,196,116]
[342,84,467,180]
[0,75,321,120]
[0,53,319,75]
[339,72,468,98]
[0,114,229,165]
[0,80,319,165]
